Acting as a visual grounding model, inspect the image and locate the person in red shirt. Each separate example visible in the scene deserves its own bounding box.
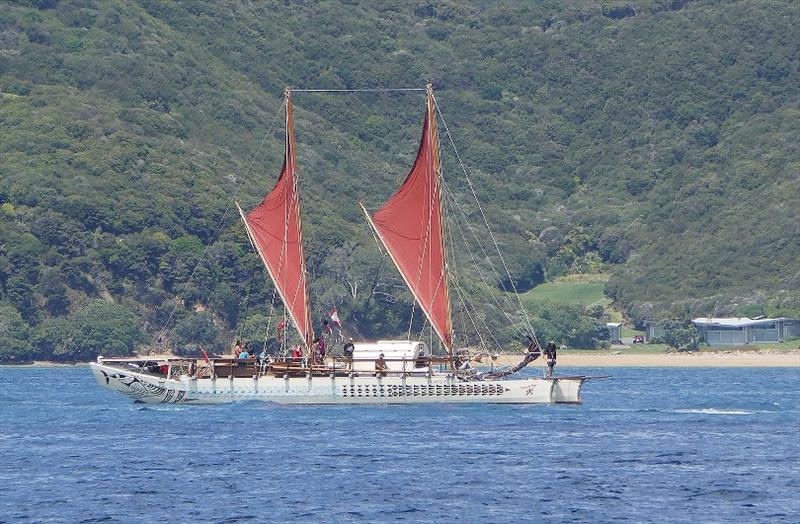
[291,345,303,363]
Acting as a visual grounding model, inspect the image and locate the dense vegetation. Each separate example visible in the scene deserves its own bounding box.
[1,0,797,361]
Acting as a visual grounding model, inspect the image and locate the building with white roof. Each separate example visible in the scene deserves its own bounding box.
[692,317,800,346]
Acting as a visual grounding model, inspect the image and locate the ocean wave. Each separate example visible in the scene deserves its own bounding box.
[671,408,756,415]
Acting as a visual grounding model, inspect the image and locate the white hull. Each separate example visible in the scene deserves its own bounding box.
[90,362,587,405]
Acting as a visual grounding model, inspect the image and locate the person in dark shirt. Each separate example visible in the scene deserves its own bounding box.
[544,340,557,378]
[343,338,355,358]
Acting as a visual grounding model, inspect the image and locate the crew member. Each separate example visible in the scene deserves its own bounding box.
[343,338,355,358]
[544,340,557,378]
[374,353,388,377]
[313,337,326,364]
[291,345,303,363]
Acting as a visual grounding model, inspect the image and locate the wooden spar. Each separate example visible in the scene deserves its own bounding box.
[424,83,455,357]
[284,87,316,352]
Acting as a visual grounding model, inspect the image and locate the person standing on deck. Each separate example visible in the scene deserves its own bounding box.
[544,340,557,378]
[343,338,355,358]
[342,338,355,372]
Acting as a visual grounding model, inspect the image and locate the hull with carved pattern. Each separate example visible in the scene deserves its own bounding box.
[90,362,587,405]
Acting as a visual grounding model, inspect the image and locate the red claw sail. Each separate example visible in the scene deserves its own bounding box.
[363,85,453,351]
[239,90,314,349]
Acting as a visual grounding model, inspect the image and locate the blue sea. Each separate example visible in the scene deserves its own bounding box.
[1,367,798,523]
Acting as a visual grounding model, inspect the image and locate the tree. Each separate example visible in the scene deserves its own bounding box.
[5,277,40,325]
[0,303,34,363]
[54,301,146,361]
[39,269,70,316]
[210,283,241,328]
[238,313,272,345]
[527,302,608,349]
[171,311,220,354]
[658,319,702,352]
[626,302,655,330]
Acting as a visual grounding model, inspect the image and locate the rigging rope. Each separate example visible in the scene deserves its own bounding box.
[432,94,539,347]
[439,177,529,343]
[263,287,278,355]
[237,278,255,340]
[449,273,495,352]
[442,191,499,352]
[476,339,542,381]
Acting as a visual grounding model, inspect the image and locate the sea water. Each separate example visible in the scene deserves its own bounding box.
[0,367,798,523]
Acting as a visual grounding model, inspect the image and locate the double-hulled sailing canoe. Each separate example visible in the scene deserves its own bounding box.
[90,85,592,404]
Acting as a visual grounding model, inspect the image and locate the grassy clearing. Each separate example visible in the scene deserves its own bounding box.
[521,280,609,307]
[621,326,644,337]
[551,273,610,283]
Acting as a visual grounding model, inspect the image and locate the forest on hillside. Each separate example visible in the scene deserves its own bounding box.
[1,0,798,362]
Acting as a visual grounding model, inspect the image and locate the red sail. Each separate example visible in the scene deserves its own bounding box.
[367,87,453,350]
[243,91,313,348]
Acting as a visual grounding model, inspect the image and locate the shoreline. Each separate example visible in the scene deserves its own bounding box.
[491,350,800,368]
[2,350,799,368]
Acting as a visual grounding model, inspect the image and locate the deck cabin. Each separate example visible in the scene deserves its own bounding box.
[350,340,432,373]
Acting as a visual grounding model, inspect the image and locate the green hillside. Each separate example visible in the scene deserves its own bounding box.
[1,0,798,361]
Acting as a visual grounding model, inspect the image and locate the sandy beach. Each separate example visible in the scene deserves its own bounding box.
[491,350,800,368]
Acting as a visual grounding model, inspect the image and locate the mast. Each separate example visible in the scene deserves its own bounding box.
[239,88,314,350]
[363,84,454,357]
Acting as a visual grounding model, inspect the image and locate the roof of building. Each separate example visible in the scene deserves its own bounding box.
[606,322,623,328]
[692,317,797,328]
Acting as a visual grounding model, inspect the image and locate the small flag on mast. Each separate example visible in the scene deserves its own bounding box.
[275,319,287,335]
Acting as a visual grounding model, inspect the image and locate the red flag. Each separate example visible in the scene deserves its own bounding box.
[200,348,210,363]
[275,319,287,335]
[328,307,341,327]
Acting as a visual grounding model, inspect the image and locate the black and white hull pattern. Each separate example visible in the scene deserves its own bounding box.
[90,361,587,405]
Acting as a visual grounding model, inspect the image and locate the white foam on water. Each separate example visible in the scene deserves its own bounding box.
[672,408,755,415]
